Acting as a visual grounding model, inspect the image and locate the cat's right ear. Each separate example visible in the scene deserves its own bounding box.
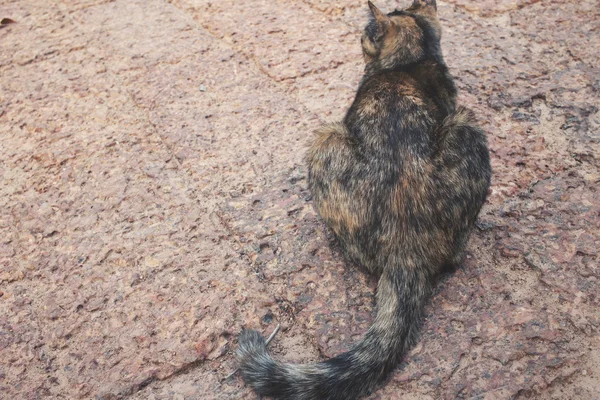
[413,0,437,10]
[367,1,391,40]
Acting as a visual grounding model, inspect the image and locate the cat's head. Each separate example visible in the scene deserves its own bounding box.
[362,1,442,71]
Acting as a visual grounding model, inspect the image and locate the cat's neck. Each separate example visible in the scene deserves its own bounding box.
[362,54,446,82]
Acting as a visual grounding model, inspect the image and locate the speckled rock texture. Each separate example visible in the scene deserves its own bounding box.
[0,0,598,399]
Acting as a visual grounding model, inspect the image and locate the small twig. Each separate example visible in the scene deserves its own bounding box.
[264,324,281,346]
[220,324,281,383]
[220,369,239,383]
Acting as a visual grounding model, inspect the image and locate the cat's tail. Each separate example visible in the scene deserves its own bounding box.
[236,266,431,400]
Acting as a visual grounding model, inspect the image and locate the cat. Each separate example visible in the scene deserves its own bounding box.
[236,1,491,399]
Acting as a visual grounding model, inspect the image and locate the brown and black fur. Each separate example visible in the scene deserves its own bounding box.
[237,1,491,399]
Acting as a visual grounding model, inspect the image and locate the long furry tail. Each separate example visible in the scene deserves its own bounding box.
[236,267,431,400]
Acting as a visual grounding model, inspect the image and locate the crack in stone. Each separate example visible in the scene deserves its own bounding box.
[163,0,350,123]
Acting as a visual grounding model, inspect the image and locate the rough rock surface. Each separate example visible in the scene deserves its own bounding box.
[0,0,598,399]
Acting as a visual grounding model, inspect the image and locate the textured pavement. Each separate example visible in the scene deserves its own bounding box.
[1,0,599,399]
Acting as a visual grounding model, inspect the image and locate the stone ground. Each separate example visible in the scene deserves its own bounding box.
[1,0,599,399]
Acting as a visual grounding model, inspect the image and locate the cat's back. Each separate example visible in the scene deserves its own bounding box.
[355,63,455,116]
[344,70,444,155]
[352,70,427,113]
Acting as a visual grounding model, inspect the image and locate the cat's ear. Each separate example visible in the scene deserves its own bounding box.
[367,1,391,38]
[412,0,437,10]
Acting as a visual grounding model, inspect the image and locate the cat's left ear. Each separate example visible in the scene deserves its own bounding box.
[412,0,437,10]
[367,1,391,37]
